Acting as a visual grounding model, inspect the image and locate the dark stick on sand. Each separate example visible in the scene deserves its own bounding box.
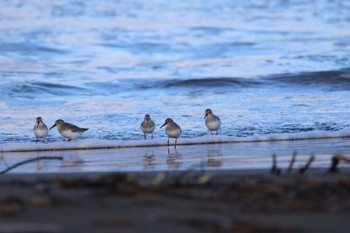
[0,156,63,175]
[271,153,281,175]
[0,153,9,168]
[287,151,297,174]
[328,153,350,173]
[328,155,340,173]
[299,154,315,174]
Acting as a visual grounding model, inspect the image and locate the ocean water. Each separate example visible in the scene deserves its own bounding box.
[0,0,350,172]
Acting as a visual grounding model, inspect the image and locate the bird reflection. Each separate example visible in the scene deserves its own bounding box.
[167,148,182,169]
[207,149,222,167]
[60,154,84,167]
[37,159,47,171]
[144,151,156,169]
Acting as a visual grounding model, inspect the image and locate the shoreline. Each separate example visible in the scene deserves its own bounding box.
[1,129,350,152]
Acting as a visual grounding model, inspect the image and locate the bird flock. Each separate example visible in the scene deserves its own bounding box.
[34,109,222,147]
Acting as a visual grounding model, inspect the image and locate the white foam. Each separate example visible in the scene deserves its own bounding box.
[1,128,350,152]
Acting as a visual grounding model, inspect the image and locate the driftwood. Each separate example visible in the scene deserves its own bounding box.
[270,154,281,175]
[287,151,297,174]
[0,156,63,175]
[299,154,315,174]
[328,153,350,173]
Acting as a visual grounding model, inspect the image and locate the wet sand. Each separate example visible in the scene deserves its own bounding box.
[0,168,350,233]
[2,138,350,173]
[1,139,350,232]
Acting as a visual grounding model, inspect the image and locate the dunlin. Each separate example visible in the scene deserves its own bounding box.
[160,118,182,147]
[49,119,88,141]
[140,114,155,139]
[33,117,48,143]
[204,109,221,135]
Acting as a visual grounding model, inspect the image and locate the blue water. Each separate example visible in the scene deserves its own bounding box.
[1,0,350,144]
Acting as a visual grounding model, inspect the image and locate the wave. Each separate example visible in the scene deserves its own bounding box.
[162,77,262,88]
[4,68,350,98]
[0,42,67,55]
[266,69,350,88]
[146,69,350,89]
[0,81,90,98]
[2,69,350,100]
[129,69,350,90]
[2,128,350,152]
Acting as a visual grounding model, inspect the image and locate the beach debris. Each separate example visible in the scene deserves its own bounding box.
[28,196,51,206]
[328,154,340,173]
[287,151,297,174]
[299,154,315,174]
[328,153,350,173]
[151,172,166,186]
[173,169,194,185]
[271,153,281,175]
[0,201,22,216]
[126,174,135,183]
[0,169,350,232]
[197,174,211,184]
[0,156,63,175]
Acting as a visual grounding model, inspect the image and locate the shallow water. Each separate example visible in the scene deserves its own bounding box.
[1,0,350,172]
[1,139,350,174]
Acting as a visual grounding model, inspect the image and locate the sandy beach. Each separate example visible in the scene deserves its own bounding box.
[0,140,350,232]
[0,167,350,233]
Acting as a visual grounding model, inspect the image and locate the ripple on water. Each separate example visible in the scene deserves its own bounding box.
[7,82,89,98]
[0,42,68,56]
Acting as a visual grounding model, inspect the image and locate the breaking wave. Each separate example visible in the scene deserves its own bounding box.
[2,128,350,152]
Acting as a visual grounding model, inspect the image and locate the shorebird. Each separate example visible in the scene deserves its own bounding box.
[160,118,182,147]
[33,117,48,143]
[49,119,88,141]
[204,109,221,135]
[140,114,155,139]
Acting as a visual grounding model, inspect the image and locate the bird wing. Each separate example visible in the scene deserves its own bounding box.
[65,123,88,132]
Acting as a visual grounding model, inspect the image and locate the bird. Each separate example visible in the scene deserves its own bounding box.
[160,118,182,147]
[140,114,155,139]
[33,117,48,143]
[49,119,88,141]
[204,109,221,135]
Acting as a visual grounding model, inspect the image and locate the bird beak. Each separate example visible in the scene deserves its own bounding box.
[204,113,208,119]
[160,122,166,128]
[49,124,56,130]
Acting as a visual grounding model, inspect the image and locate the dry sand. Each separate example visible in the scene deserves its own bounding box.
[0,168,350,233]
